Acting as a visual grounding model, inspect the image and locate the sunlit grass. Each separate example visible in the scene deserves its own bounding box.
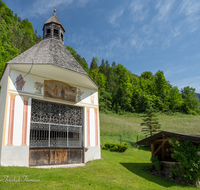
[0,149,194,190]
[100,112,200,137]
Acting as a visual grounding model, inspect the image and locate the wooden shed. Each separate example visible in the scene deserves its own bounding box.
[136,131,200,176]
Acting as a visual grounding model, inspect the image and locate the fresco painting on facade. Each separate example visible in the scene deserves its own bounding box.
[34,82,43,94]
[15,74,26,90]
[77,88,84,102]
[90,92,94,104]
[44,80,77,102]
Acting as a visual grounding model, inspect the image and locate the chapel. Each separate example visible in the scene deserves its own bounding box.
[0,11,100,166]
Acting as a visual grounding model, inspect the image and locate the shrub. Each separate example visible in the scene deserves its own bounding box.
[169,138,200,185]
[103,142,128,152]
[151,155,161,170]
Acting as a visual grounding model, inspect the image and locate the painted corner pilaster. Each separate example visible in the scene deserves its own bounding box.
[21,96,29,146]
[86,107,90,147]
[94,108,99,146]
[7,94,16,146]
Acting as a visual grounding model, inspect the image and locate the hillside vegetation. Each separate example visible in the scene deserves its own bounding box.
[67,45,200,115]
[0,0,42,78]
[100,112,200,139]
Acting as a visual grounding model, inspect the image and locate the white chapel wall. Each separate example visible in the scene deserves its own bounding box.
[12,95,23,146]
[2,69,100,166]
[84,107,101,163]
[0,66,10,164]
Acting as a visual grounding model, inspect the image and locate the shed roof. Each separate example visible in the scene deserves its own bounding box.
[136,131,200,145]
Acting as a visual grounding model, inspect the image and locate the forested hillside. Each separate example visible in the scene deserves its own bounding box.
[66,46,199,115]
[0,0,199,115]
[0,0,42,77]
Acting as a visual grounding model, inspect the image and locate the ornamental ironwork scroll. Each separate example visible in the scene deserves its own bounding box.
[30,99,82,148]
[44,80,77,103]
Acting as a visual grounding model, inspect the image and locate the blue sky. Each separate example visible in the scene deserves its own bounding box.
[3,0,200,92]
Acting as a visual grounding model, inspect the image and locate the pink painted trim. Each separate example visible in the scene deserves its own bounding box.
[21,99,29,146]
[95,111,98,146]
[7,95,16,145]
[87,109,90,146]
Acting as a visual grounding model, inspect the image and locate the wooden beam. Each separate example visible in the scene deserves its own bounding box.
[153,139,168,155]
[151,144,155,156]
[151,138,169,143]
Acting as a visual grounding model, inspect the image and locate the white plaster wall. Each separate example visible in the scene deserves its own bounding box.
[13,95,23,145]
[77,87,98,106]
[12,96,32,146]
[0,66,10,164]
[90,108,95,147]
[1,146,29,167]
[84,147,101,163]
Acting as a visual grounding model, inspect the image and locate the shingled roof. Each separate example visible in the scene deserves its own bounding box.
[43,13,65,32]
[7,38,88,75]
[45,13,61,25]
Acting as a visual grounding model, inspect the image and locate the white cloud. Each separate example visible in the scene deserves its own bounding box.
[177,0,200,33]
[108,9,124,27]
[155,0,175,21]
[29,0,90,17]
[129,0,149,21]
[178,0,200,16]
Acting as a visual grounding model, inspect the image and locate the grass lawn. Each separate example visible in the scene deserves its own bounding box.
[0,113,199,189]
[0,148,197,190]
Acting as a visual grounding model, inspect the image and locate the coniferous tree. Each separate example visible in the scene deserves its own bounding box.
[99,58,105,75]
[90,57,98,70]
[141,107,161,137]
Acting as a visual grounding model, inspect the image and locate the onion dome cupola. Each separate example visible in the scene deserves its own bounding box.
[43,9,65,44]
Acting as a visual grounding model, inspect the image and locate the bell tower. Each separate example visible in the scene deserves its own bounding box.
[43,7,65,44]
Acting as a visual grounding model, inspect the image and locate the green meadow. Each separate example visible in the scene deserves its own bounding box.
[0,113,199,190]
[100,112,200,138]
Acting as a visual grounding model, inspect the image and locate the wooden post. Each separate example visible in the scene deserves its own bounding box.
[151,143,155,169]
[161,145,165,161]
[120,135,122,144]
[151,144,155,155]
[136,135,138,148]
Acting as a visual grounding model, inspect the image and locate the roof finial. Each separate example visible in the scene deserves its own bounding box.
[53,5,57,14]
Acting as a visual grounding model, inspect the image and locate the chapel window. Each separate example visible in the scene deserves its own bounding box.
[46,29,51,36]
[54,29,59,36]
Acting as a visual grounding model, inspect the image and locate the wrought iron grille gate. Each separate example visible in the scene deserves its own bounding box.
[30,99,83,148]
